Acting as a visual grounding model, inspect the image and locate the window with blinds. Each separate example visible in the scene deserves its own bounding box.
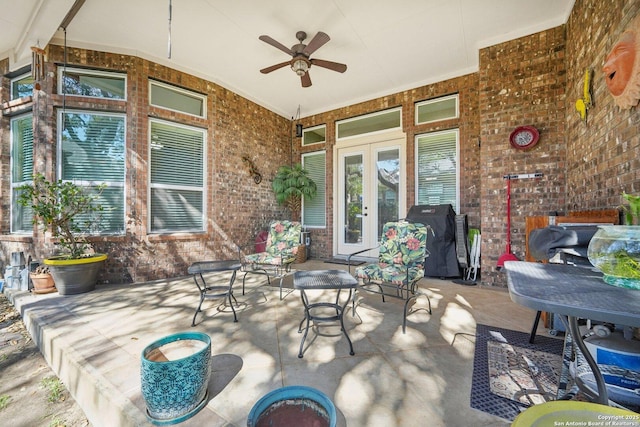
[302,151,326,227]
[149,120,205,233]
[60,111,126,233]
[11,114,34,233]
[415,129,459,210]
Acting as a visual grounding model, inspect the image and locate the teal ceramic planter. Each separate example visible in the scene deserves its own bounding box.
[247,385,336,427]
[141,332,211,425]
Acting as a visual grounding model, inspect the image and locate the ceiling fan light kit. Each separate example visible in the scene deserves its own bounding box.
[292,58,309,76]
[259,30,347,87]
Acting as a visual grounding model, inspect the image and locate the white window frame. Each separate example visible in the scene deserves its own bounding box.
[336,107,402,141]
[302,124,326,146]
[415,94,459,125]
[148,118,207,233]
[58,66,127,100]
[10,113,34,234]
[149,80,207,119]
[10,73,34,100]
[414,128,460,212]
[302,150,326,228]
[58,109,127,234]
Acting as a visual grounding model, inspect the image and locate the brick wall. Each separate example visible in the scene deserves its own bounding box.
[565,0,640,210]
[0,47,291,283]
[2,0,640,287]
[478,27,567,287]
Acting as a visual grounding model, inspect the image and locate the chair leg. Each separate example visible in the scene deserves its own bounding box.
[529,310,542,343]
[228,292,238,322]
[192,294,205,327]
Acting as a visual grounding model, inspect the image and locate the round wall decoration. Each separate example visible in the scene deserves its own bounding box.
[509,125,540,150]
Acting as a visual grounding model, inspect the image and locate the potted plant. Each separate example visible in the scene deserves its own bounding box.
[587,192,640,289]
[18,173,108,295]
[30,265,56,294]
[271,163,317,262]
[271,163,318,215]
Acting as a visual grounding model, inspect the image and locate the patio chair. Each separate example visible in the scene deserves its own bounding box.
[348,220,433,333]
[240,220,302,300]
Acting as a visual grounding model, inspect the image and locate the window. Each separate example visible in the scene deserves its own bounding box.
[415,94,458,125]
[302,151,326,227]
[11,74,34,100]
[60,111,126,233]
[149,120,205,233]
[337,108,401,139]
[415,129,459,211]
[11,114,34,233]
[302,125,326,146]
[149,81,207,118]
[59,67,126,99]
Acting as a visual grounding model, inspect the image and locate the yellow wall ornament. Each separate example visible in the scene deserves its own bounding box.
[575,68,592,122]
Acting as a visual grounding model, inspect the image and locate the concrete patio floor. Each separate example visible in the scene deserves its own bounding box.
[5,259,546,426]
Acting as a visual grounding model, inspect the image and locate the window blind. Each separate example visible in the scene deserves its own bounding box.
[416,130,458,210]
[149,120,205,232]
[302,151,326,227]
[11,114,34,233]
[60,111,126,233]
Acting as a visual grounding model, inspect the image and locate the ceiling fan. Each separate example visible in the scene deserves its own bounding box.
[259,30,347,87]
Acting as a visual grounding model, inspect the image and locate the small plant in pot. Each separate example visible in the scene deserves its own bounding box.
[271,163,317,262]
[271,163,318,216]
[587,192,640,289]
[18,173,108,295]
[30,265,56,294]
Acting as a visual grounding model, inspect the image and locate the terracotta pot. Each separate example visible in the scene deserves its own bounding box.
[30,272,56,294]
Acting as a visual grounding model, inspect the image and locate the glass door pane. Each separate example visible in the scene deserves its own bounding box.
[344,154,363,244]
[376,148,399,236]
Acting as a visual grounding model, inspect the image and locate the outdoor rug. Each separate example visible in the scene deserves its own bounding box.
[470,324,565,421]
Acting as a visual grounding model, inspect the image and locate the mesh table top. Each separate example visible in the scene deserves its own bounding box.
[504,261,640,327]
[188,260,242,275]
[293,270,358,290]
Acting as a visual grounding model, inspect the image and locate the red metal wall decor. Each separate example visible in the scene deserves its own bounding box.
[603,14,640,109]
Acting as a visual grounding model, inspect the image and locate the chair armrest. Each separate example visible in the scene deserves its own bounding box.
[347,245,380,274]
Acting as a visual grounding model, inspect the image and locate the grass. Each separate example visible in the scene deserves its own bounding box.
[40,376,65,403]
[0,394,11,410]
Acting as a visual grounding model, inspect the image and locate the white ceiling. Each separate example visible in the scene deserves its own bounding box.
[1,0,574,119]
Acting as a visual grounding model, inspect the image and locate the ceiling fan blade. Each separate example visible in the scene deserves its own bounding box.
[301,72,312,87]
[260,61,291,74]
[302,31,330,56]
[259,35,293,56]
[310,58,347,73]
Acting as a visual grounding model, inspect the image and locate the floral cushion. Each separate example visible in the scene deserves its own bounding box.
[244,220,301,266]
[355,221,428,285]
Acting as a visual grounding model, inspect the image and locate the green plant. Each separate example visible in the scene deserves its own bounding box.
[271,163,317,213]
[0,394,11,410]
[40,376,64,403]
[622,192,640,225]
[49,416,65,427]
[18,173,105,259]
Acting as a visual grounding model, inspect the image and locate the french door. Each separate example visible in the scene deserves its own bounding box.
[336,139,405,257]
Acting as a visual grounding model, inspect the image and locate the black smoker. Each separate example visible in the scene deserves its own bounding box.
[406,204,460,278]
